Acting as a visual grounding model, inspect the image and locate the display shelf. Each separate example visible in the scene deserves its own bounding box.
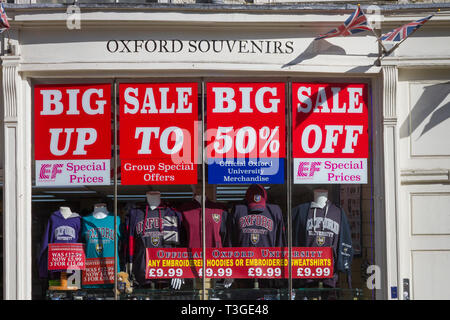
[46,287,364,300]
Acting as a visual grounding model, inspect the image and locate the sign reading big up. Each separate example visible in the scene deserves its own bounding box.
[119,83,198,185]
[207,83,285,184]
[292,83,369,184]
[34,84,111,186]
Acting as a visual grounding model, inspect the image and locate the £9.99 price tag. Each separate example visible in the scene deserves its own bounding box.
[145,247,333,279]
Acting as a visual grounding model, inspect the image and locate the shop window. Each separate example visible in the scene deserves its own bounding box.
[31,79,375,300]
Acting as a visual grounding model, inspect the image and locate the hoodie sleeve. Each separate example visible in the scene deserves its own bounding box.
[37,216,53,279]
[220,210,229,247]
[275,206,286,247]
[292,203,309,247]
[127,210,136,264]
[336,208,353,287]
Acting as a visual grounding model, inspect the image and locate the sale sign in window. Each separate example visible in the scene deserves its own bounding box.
[292,83,369,184]
[34,84,112,186]
[119,83,198,185]
[206,83,285,184]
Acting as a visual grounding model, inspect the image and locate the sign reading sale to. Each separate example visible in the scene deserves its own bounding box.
[119,83,198,185]
[292,83,369,184]
[34,84,111,186]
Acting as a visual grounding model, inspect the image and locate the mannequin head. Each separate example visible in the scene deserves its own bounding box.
[146,191,161,208]
[245,184,267,212]
[93,203,108,218]
[59,206,73,219]
[313,188,328,208]
[191,184,202,204]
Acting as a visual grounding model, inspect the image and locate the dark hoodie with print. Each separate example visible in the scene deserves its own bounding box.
[292,201,353,288]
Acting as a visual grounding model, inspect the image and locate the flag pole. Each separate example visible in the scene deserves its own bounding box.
[358,4,386,65]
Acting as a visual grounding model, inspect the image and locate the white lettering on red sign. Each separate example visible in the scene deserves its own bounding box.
[211,86,280,114]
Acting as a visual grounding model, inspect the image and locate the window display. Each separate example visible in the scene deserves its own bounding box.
[32,79,373,301]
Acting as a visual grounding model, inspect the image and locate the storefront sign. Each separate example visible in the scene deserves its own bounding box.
[82,258,115,285]
[206,83,285,184]
[145,247,332,279]
[48,243,86,271]
[106,39,294,55]
[119,83,198,185]
[292,83,369,184]
[34,84,111,186]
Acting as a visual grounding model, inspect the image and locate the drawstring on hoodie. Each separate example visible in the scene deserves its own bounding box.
[159,208,162,232]
[313,202,329,234]
[144,205,164,233]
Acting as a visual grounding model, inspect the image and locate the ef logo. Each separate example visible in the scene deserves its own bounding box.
[39,163,64,181]
[297,161,321,178]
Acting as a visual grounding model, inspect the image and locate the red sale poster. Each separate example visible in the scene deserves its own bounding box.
[206,82,285,184]
[292,83,369,184]
[145,247,333,279]
[34,84,112,186]
[119,83,198,185]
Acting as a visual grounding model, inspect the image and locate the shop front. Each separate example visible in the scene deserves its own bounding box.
[2,3,450,301]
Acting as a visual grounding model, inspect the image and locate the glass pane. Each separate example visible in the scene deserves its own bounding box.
[117,81,201,299]
[32,82,118,300]
[205,81,288,300]
[290,81,372,300]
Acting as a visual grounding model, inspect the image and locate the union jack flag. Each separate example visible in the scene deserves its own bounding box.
[0,2,10,32]
[315,6,373,40]
[380,15,434,42]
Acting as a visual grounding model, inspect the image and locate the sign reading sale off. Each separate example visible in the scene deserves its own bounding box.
[292,83,369,184]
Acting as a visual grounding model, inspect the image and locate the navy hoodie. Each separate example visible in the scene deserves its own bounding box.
[292,201,353,288]
[125,204,182,286]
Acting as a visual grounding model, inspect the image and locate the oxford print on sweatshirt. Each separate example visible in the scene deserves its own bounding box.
[229,204,286,248]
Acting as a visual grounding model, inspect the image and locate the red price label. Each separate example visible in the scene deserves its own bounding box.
[145,247,333,279]
[82,258,115,285]
[48,243,86,271]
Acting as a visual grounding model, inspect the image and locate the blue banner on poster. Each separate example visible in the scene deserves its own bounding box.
[207,158,284,184]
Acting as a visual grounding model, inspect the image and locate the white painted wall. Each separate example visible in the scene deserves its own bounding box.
[397,69,450,300]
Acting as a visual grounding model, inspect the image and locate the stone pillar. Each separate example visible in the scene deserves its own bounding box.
[2,55,32,300]
[381,65,400,300]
